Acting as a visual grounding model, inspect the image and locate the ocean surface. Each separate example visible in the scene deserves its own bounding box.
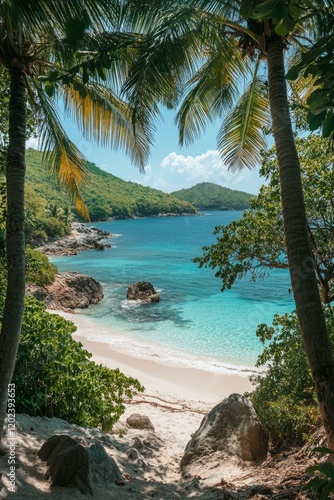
[52,211,294,376]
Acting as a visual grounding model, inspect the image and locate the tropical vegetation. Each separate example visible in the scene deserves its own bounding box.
[26,149,197,222]
[13,298,143,431]
[195,134,334,303]
[172,182,253,211]
[120,0,334,448]
[0,0,152,435]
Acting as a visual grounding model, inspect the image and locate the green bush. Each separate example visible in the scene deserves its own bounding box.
[25,247,57,285]
[13,298,144,430]
[248,311,334,446]
[39,215,70,238]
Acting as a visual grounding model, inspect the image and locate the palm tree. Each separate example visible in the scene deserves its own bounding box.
[0,0,150,437]
[123,0,334,447]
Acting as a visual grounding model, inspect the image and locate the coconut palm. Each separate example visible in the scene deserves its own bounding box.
[123,0,334,447]
[0,0,151,436]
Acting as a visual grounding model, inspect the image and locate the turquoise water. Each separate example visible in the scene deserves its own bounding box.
[52,212,294,373]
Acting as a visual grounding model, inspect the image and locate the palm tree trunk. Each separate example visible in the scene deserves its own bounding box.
[0,66,26,438]
[267,37,334,449]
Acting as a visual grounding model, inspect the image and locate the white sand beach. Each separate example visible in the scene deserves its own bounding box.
[0,310,315,499]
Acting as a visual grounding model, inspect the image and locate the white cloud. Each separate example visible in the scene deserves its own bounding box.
[26,137,40,150]
[160,150,252,188]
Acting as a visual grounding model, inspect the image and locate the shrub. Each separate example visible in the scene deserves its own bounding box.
[248,311,334,446]
[39,216,70,238]
[25,247,57,285]
[13,298,144,430]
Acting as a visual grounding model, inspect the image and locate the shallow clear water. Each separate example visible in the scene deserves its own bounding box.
[52,212,294,372]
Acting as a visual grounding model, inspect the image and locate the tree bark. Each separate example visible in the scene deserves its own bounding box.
[267,37,334,449]
[0,66,26,437]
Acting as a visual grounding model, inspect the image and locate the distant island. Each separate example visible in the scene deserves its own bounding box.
[26,149,197,221]
[172,182,254,211]
[26,151,253,221]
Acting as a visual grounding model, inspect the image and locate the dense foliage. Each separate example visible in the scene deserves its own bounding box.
[25,248,57,286]
[195,135,334,302]
[248,311,327,446]
[171,182,253,211]
[5,298,144,430]
[26,149,197,221]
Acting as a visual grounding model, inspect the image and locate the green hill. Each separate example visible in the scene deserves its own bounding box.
[26,149,197,221]
[171,182,254,210]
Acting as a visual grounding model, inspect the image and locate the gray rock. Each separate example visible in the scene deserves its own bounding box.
[132,437,144,449]
[38,436,124,494]
[126,414,155,431]
[127,282,160,303]
[126,448,140,461]
[39,223,113,257]
[181,393,268,470]
[86,442,123,486]
[37,435,77,463]
[38,436,93,495]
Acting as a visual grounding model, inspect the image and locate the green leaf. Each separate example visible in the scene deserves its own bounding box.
[255,0,288,22]
[44,82,55,98]
[313,447,334,455]
[275,18,295,36]
[288,3,303,19]
[65,13,90,41]
[322,112,334,138]
[286,64,302,81]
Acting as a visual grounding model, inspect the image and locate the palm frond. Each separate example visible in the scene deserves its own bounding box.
[176,36,245,146]
[61,80,152,171]
[33,82,90,220]
[218,63,270,171]
[123,6,206,138]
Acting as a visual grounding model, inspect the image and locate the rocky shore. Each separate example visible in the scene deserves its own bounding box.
[26,271,104,312]
[38,222,114,256]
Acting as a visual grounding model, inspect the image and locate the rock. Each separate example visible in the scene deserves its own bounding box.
[48,444,92,495]
[38,437,125,494]
[38,436,93,495]
[126,447,140,461]
[37,435,77,462]
[86,443,123,487]
[39,223,113,257]
[26,271,103,311]
[180,394,268,471]
[126,282,160,303]
[132,437,144,449]
[126,414,155,431]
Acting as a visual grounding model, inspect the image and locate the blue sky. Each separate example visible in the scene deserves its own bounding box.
[27,108,265,196]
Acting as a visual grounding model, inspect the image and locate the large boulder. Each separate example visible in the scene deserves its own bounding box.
[127,281,160,303]
[38,436,124,494]
[26,271,103,311]
[181,393,268,472]
[38,435,93,495]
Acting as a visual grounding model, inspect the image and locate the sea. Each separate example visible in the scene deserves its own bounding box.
[52,211,294,377]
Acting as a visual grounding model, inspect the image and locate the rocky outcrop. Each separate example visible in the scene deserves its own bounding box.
[39,223,113,256]
[181,393,268,473]
[26,271,103,311]
[126,281,160,303]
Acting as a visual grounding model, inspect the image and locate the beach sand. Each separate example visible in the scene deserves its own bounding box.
[56,309,253,405]
[0,310,259,499]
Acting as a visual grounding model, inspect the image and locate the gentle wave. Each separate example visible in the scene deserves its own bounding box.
[57,310,263,378]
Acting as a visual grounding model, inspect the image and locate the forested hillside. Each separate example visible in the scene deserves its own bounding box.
[26,149,197,221]
[172,182,253,210]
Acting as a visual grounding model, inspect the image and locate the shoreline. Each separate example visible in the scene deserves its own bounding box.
[53,310,254,405]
